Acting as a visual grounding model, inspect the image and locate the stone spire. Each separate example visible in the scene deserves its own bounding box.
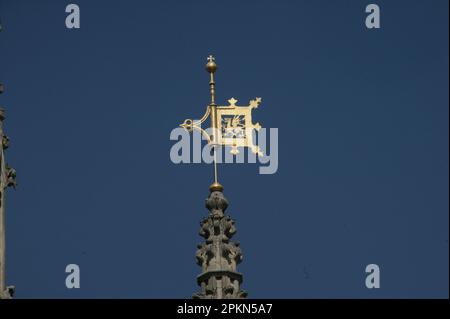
[0,19,17,298]
[193,185,247,299]
[0,88,16,299]
[178,56,261,299]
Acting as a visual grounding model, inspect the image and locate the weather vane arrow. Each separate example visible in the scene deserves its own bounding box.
[179,55,264,191]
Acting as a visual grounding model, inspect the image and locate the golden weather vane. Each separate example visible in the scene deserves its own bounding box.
[180,55,263,191]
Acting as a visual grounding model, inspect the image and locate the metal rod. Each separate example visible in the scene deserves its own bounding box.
[213,146,218,184]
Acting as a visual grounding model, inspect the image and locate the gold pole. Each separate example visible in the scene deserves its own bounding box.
[205,55,223,192]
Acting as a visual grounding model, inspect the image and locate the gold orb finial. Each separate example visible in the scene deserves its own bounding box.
[209,182,223,193]
[205,55,217,73]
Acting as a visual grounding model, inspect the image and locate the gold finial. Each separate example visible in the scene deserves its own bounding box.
[209,182,224,193]
[205,55,217,73]
[206,55,217,105]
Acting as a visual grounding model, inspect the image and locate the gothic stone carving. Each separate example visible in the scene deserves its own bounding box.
[5,166,17,189]
[194,190,247,299]
[0,286,15,299]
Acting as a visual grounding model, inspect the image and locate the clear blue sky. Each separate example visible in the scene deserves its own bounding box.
[0,0,448,298]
